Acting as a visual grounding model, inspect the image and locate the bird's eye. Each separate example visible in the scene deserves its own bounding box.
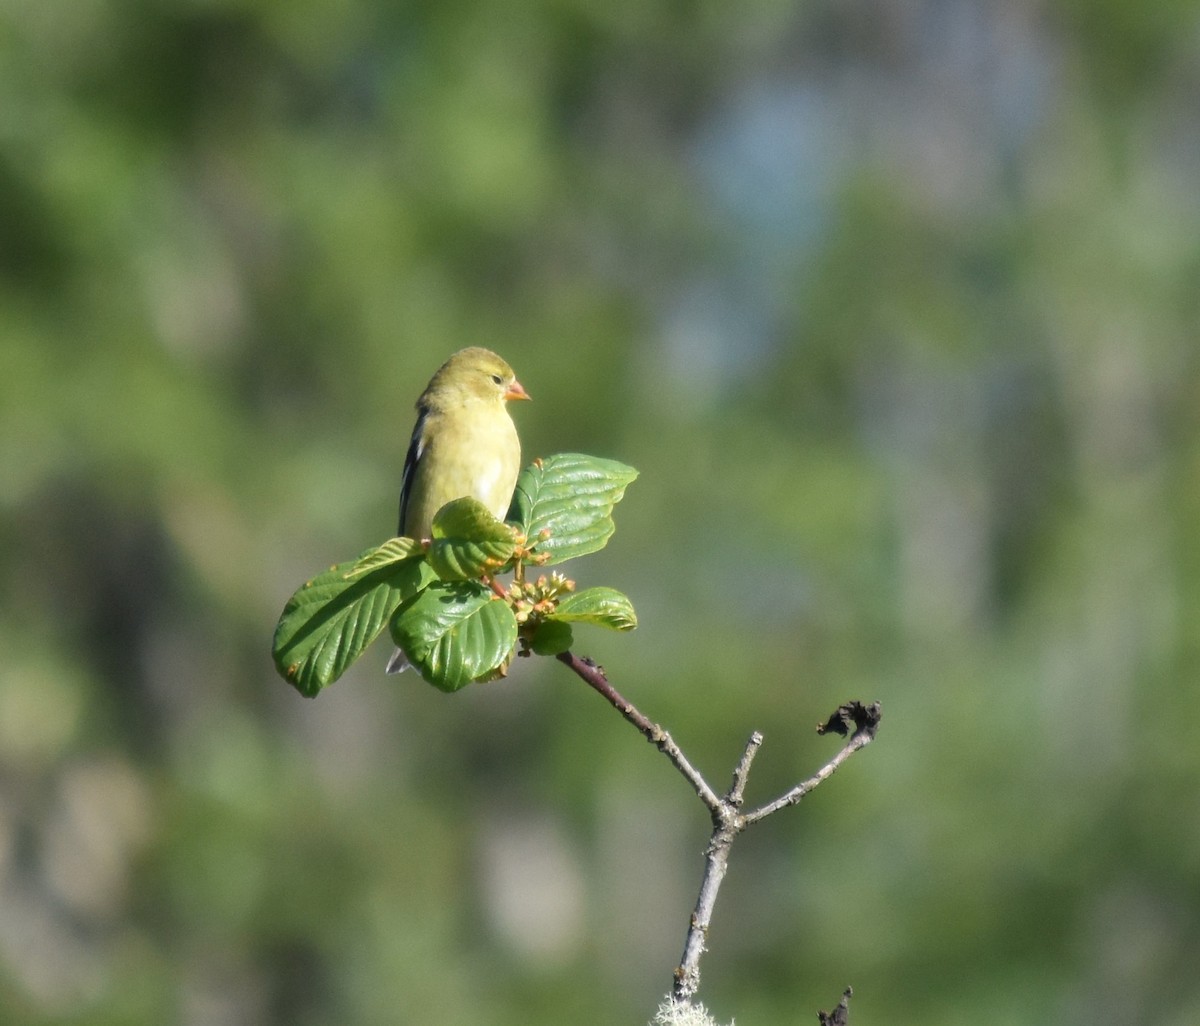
[491,374,503,385]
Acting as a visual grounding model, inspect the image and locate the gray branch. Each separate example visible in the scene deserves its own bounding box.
[556,650,881,1008]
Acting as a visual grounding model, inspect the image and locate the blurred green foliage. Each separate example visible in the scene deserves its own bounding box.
[3,1,1200,1024]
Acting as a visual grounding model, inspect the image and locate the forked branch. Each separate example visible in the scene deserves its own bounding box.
[556,650,880,1009]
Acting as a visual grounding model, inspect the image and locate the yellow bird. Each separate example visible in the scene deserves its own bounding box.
[387,347,530,673]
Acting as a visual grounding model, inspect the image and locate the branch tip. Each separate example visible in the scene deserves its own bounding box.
[817,701,881,739]
[817,986,853,1026]
[726,732,763,805]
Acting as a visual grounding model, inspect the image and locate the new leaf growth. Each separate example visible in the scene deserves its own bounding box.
[272,453,638,695]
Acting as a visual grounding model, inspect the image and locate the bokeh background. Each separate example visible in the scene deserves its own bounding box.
[3,1,1200,1023]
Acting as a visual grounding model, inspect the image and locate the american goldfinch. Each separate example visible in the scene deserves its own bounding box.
[386,347,530,673]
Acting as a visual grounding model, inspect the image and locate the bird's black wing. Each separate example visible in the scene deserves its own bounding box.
[397,404,428,536]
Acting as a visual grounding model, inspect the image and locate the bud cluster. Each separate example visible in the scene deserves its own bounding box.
[509,572,575,625]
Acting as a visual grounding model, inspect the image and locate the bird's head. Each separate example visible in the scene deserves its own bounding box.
[423,347,531,409]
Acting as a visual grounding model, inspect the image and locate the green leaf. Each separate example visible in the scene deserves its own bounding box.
[508,453,638,565]
[428,497,519,581]
[526,619,574,656]
[548,587,638,631]
[344,536,423,578]
[390,581,518,691]
[273,555,437,697]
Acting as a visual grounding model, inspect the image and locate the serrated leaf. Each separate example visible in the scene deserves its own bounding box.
[344,536,423,579]
[526,619,574,656]
[428,497,519,580]
[390,581,518,692]
[273,555,437,697]
[508,453,638,565]
[547,587,638,631]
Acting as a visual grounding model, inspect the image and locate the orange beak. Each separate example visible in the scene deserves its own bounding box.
[505,378,532,402]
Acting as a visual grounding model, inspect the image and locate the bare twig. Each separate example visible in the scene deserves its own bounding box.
[727,732,762,808]
[741,721,876,826]
[556,652,882,1008]
[673,715,878,1002]
[555,651,721,810]
[818,986,853,1025]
